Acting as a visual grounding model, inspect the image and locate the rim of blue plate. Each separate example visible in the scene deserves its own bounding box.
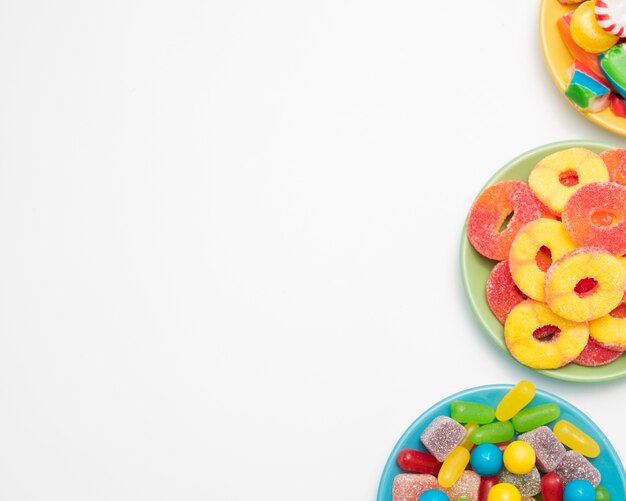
[376,384,626,501]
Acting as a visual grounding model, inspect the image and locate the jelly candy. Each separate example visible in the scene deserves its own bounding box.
[570,0,619,53]
[421,416,467,462]
[564,61,611,112]
[495,381,535,422]
[553,451,601,487]
[502,441,536,475]
[541,472,564,501]
[470,443,504,477]
[478,476,499,501]
[563,479,595,501]
[451,401,496,425]
[419,490,450,501]
[397,449,442,475]
[460,423,480,452]
[471,421,515,445]
[392,473,439,501]
[595,485,611,500]
[486,260,528,325]
[438,446,471,489]
[498,467,541,497]
[573,335,623,367]
[553,420,600,458]
[512,403,560,433]
[518,426,566,472]
[443,470,480,501]
[600,43,626,98]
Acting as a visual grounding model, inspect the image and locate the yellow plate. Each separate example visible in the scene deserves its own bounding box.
[539,0,626,137]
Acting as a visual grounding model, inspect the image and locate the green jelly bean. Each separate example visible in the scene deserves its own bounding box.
[470,420,514,444]
[511,403,560,432]
[450,401,495,425]
[596,485,611,501]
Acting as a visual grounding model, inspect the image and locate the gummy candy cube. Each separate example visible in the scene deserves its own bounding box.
[392,473,439,501]
[518,426,566,473]
[553,451,601,487]
[498,467,542,497]
[421,416,466,462]
[442,470,480,501]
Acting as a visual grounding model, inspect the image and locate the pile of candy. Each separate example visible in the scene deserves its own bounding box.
[467,147,626,370]
[392,381,612,501]
[556,0,626,117]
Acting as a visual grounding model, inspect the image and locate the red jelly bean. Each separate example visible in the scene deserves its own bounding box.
[468,180,552,261]
[541,472,564,501]
[396,448,442,475]
[478,475,499,501]
[486,260,528,324]
[495,441,511,452]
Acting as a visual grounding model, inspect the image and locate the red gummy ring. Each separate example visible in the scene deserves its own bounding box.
[486,260,528,324]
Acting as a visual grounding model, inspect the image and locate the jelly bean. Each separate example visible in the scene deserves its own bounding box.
[451,401,496,425]
[496,381,535,421]
[495,442,510,453]
[487,482,522,501]
[541,472,564,501]
[470,443,503,477]
[438,446,470,489]
[502,441,536,475]
[596,485,611,501]
[460,423,480,451]
[397,448,442,475]
[478,476,499,501]
[553,420,600,458]
[419,489,450,501]
[563,479,595,501]
[512,404,560,433]
[471,421,515,445]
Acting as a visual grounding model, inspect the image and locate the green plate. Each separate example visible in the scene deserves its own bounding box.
[460,140,626,383]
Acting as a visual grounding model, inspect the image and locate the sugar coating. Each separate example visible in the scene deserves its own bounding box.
[420,416,466,462]
[518,426,566,472]
[574,335,623,366]
[600,149,626,185]
[589,296,626,350]
[442,470,480,501]
[392,473,439,501]
[486,260,528,325]
[498,466,541,497]
[554,450,601,487]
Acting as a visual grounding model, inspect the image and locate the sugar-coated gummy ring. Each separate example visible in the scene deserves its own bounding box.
[467,181,552,261]
[589,295,626,350]
[505,299,589,369]
[575,335,624,366]
[600,149,626,185]
[486,260,528,325]
[528,148,609,215]
[563,182,626,255]
[545,247,626,322]
[509,219,576,302]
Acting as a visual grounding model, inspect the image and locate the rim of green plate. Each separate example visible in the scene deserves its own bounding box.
[460,139,626,383]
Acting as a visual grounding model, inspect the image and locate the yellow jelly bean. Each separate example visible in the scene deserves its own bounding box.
[554,420,601,458]
[570,0,618,53]
[487,482,522,501]
[503,441,536,475]
[460,423,480,451]
[438,446,470,488]
[496,381,535,421]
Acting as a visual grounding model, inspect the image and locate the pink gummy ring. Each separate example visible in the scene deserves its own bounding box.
[467,180,551,261]
[595,0,626,37]
[486,260,528,324]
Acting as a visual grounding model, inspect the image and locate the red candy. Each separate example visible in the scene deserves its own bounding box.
[486,260,528,324]
[562,182,626,255]
[468,181,552,261]
[478,475,499,501]
[600,149,626,185]
[396,449,442,475]
[540,472,564,501]
[575,335,624,366]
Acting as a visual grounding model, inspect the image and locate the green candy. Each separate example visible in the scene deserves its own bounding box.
[596,485,611,501]
[512,403,560,433]
[470,420,514,445]
[450,401,495,425]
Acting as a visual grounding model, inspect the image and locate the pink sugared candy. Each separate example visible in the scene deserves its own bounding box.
[553,451,601,487]
[486,260,528,324]
[443,470,480,501]
[392,473,439,501]
[420,416,466,462]
[575,335,624,366]
[468,180,552,261]
[600,149,626,185]
[563,182,626,255]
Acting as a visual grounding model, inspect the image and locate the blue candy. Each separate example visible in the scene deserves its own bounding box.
[563,479,596,501]
[419,489,449,501]
[469,443,503,477]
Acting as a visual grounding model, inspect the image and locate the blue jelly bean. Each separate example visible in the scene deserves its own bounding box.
[469,443,503,477]
[419,489,449,501]
[563,479,596,501]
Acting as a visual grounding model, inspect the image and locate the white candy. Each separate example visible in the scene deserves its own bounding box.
[596,0,626,37]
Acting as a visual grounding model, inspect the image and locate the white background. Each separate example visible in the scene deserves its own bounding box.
[0,1,624,500]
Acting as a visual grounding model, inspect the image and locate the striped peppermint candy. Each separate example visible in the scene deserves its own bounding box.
[596,0,626,37]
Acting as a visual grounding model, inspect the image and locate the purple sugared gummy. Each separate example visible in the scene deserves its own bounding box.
[518,426,566,472]
[420,416,466,462]
[443,470,480,501]
[392,473,439,501]
[498,467,542,497]
[553,450,601,487]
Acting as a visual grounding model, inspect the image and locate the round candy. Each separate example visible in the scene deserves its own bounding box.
[486,260,528,324]
[419,489,450,501]
[528,148,609,215]
[563,479,596,501]
[545,248,626,322]
[470,443,503,477]
[596,485,611,500]
[595,0,626,36]
[570,0,619,53]
[563,182,626,255]
[574,335,624,366]
[600,149,626,185]
[509,219,576,302]
[504,300,589,369]
[589,295,626,350]
[503,441,536,475]
[487,483,522,501]
[468,181,551,261]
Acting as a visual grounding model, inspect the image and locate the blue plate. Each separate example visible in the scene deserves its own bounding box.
[377,384,626,500]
